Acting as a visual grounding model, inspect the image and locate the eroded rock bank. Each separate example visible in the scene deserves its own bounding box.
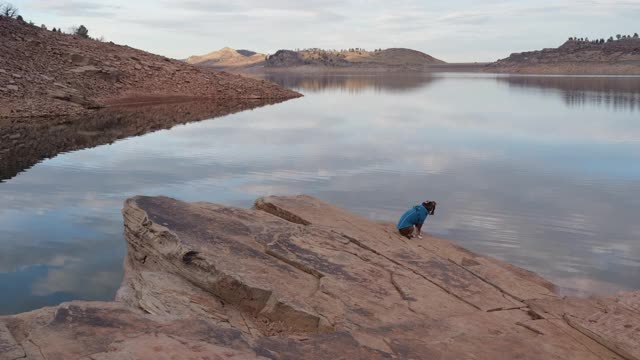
[1,195,639,359]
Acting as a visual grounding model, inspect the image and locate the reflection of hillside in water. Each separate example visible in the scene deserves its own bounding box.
[499,76,640,111]
[0,98,285,182]
[264,73,438,93]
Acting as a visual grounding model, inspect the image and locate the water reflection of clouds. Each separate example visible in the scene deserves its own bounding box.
[31,267,121,298]
[0,226,123,314]
[1,73,640,314]
[267,74,640,143]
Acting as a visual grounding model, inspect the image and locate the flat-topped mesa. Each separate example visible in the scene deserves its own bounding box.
[1,195,639,359]
[263,48,445,69]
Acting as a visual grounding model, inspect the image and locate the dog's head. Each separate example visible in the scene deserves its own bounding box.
[422,201,437,215]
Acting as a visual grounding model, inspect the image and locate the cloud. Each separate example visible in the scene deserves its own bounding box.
[437,11,493,25]
[31,268,121,298]
[28,0,119,17]
[174,0,344,13]
[16,0,640,61]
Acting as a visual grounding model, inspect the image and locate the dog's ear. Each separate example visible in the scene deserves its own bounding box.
[430,201,436,215]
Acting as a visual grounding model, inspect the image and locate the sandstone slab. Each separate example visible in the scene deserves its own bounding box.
[1,195,638,359]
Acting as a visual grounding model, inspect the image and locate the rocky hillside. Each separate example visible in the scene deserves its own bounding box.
[0,18,299,118]
[264,48,445,69]
[186,47,266,68]
[1,195,638,359]
[488,37,640,74]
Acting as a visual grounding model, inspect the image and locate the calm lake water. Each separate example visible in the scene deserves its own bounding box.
[1,73,640,314]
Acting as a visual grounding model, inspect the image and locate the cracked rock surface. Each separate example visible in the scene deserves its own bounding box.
[1,195,639,359]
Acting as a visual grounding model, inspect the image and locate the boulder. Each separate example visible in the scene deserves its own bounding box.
[68,65,101,74]
[49,89,104,109]
[1,195,638,359]
[70,53,91,65]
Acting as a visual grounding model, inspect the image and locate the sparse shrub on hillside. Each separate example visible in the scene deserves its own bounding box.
[573,33,640,43]
[77,25,89,38]
[567,32,640,45]
[40,24,46,30]
[0,2,19,18]
[71,24,90,38]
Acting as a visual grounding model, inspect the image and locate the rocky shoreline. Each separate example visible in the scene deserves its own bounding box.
[1,195,638,359]
[487,62,640,75]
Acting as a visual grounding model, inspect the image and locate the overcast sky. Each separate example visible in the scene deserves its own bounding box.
[10,0,640,62]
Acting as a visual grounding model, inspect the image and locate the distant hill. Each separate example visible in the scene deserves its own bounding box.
[186,47,266,68]
[265,48,445,69]
[488,36,640,75]
[187,47,446,71]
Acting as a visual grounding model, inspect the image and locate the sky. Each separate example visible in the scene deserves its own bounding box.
[8,0,640,62]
